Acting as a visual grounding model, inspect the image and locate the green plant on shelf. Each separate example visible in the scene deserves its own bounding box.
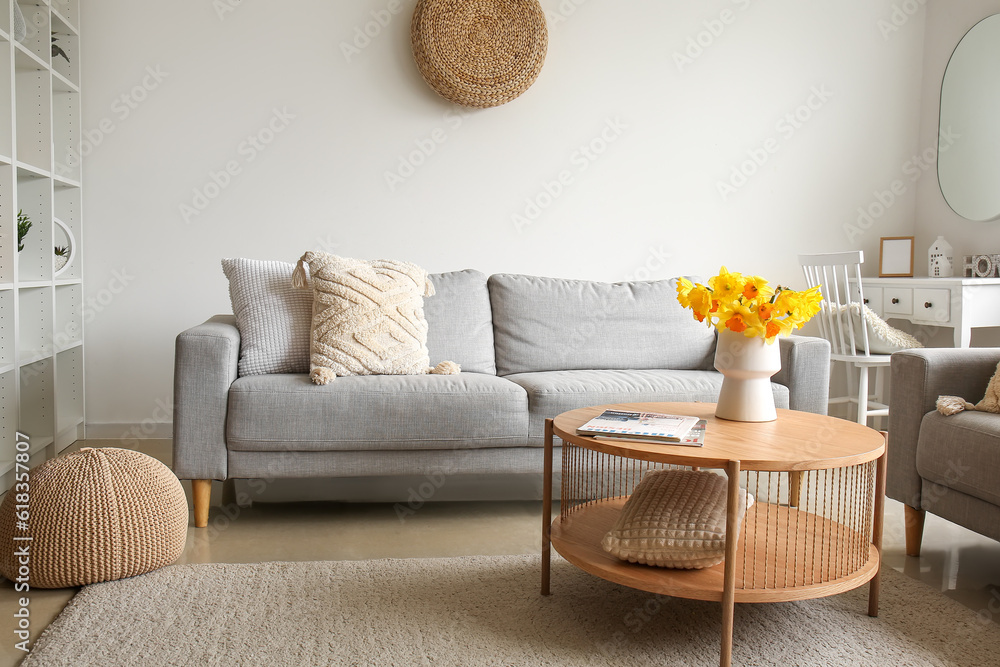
[52,36,70,64]
[17,210,31,252]
[54,244,69,273]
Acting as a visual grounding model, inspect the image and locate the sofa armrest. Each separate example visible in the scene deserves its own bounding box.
[772,335,831,415]
[172,315,240,481]
[887,348,1000,507]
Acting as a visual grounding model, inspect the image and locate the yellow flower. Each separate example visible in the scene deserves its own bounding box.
[676,278,714,324]
[742,275,774,301]
[708,266,744,302]
[796,286,823,321]
[766,318,794,339]
[717,300,765,338]
[725,314,747,333]
[675,277,695,308]
[756,301,775,321]
[774,286,823,328]
[689,286,714,323]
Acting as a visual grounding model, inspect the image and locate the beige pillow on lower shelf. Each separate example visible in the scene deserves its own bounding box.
[602,469,752,569]
[292,252,459,385]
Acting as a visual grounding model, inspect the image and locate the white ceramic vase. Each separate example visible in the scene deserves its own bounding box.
[714,328,781,422]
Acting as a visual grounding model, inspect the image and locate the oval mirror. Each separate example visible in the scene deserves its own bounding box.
[938,14,1000,222]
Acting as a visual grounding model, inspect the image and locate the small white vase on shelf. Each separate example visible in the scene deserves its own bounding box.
[53,218,75,277]
[928,236,954,277]
[714,328,781,422]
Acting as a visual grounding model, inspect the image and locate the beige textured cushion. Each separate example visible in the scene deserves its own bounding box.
[292,252,459,385]
[0,448,188,588]
[602,469,752,569]
[976,361,1000,413]
[842,303,922,354]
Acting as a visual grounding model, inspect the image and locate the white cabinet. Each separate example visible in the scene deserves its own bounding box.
[860,277,1000,348]
[0,0,83,494]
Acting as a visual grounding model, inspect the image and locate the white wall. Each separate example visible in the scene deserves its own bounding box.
[80,0,927,432]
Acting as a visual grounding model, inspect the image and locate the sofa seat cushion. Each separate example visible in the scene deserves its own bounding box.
[916,411,1000,506]
[505,369,790,445]
[227,373,527,452]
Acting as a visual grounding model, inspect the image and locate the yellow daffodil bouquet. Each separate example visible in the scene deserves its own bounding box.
[676,267,823,343]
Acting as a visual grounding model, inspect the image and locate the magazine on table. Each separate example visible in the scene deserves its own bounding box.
[576,410,701,443]
[593,419,707,447]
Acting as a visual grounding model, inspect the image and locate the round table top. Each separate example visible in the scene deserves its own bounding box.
[552,402,885,471]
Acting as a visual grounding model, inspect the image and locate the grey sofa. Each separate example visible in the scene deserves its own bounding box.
[888,348,1000,555]
[174,270,831,526]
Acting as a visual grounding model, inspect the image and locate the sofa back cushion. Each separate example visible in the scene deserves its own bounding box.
[425,270,497,374]
[223,259,495,377]
[488,274,717,375]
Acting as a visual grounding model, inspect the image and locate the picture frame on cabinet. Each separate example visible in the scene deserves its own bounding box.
[879,236,915,277]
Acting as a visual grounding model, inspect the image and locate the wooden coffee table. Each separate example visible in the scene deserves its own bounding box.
[541,402,886,667]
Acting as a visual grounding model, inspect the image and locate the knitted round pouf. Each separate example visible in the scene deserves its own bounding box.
[0,447,188,588]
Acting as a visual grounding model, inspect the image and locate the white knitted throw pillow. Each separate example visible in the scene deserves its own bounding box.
[602,469,752,569]
[292,252,459,385]
[840,303,922,354]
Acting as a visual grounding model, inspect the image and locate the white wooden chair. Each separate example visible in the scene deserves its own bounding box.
[799,251,890,425]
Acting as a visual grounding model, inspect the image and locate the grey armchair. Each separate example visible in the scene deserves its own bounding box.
[888,348,1000,556]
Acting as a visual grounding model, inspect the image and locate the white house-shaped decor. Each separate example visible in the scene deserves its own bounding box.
[929,236,954,277]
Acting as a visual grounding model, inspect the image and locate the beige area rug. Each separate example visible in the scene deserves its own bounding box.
[22,555,1000,666]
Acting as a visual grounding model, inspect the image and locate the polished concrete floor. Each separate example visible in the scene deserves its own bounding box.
[3,438,1000,666]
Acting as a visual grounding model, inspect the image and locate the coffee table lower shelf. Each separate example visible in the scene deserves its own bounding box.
[550,497,880,604]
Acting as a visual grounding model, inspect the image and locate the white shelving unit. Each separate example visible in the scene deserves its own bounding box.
[0,0,83,493]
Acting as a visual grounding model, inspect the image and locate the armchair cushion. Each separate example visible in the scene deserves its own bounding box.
[916,410,1000,507]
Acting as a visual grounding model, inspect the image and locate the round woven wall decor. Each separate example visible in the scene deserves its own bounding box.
[411,0,548,108]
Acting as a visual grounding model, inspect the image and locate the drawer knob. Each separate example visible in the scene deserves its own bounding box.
[891,298,900,304]
[924,301,933,308]
[863,298,869,304]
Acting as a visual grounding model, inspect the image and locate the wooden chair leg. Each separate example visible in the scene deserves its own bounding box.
[192,479,212,528]
[904,504,925,557]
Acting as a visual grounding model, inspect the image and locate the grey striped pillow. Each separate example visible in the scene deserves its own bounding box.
[222,258,312,376]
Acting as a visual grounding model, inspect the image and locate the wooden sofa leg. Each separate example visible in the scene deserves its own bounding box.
[904,504,925,557]
[192,480,212,528]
